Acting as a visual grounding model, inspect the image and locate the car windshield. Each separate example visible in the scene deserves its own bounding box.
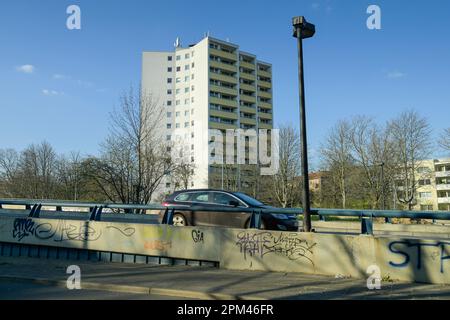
[233,192,265,206]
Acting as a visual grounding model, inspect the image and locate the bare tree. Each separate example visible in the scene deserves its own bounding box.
[388,110,432,210]
[272,125,301,208]
[55,152,84,200]
[208,164,239,191]
[320,120,354,208]
[243,164,263,198]
[0,149,20,197]
[168,139,196,191]
[86,87,173,204]
[349,116,396,209]
[222,164,239,191]
[315,170,341,208]
[171,162,195,190]
[439,128,450,153]
[12,142,58,199]
[1,144,93,200]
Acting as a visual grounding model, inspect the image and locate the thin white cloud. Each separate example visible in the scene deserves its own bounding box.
[76,79,94,88]
[387,71,407,79]
[53,74,69,80]
[52,72,97,90]
[16,65,35,74]
[42,89,63,96]
[311,2,332,13]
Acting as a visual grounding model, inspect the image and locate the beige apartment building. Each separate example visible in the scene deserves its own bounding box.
[141,36,273,198]
[307,161,450,211]
[412,158,450,211]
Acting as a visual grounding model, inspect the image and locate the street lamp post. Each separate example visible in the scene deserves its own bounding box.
[293,16,315,232]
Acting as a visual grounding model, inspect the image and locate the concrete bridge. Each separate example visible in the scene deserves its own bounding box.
[2,199,450,297]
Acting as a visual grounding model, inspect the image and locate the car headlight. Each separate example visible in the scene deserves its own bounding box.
[271,213,289,220]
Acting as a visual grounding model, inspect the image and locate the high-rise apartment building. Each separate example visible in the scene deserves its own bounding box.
[142,36,273,198]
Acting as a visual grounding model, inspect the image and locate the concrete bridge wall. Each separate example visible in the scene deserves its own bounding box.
[1,216,449,285]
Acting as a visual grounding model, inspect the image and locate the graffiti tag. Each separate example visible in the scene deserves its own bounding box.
[106,226,136,237]
[235,231,316,265]
[389,240,450,273]
[192,230,204,243]
[12,218,136,243]
[12,218,38,241]
[12,218,101,242]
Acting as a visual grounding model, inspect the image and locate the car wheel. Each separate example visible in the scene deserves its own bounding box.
[172,213,187,226]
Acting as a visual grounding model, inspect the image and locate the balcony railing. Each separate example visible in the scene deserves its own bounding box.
[209,48,237,61]
[209,117,236,125]
[438,197,450,204]
[436,171,450,178]
[258,108,272,114]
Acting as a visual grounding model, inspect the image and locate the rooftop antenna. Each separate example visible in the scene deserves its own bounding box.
[226,37,230,42]
[174,37,181,48]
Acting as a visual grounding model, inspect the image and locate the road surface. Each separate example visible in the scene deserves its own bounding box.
[0,279,189,300]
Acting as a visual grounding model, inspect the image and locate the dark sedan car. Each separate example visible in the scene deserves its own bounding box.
[159,189,299,231]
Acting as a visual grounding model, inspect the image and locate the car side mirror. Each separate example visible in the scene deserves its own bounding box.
[229,200,239,207]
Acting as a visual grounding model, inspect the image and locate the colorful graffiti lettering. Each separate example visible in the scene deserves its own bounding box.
[144,240,172,251]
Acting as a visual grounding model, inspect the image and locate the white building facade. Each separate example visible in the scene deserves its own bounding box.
[142,36,274,199]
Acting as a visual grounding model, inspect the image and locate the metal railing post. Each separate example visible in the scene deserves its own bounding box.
[162,208,168,224]
[250,210,262,229]
[95,206,103,221]
[89,206,98,221]
[162,208,174,225]
[28,204,42,218]
[167,208,174,225]
[28,204,37,218]
[257,210,262,229]
[361,215,373,235]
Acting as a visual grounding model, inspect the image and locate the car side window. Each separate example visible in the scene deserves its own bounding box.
[212,192,238,206]
[191,192,209,203]
[174,193,190,202]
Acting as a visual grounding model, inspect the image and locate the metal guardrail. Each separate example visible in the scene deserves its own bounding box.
[1,198,450,235]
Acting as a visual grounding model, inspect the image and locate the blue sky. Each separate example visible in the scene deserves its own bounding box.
[1,0,449,167]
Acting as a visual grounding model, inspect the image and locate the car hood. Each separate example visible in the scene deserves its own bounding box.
[257,205,298,219]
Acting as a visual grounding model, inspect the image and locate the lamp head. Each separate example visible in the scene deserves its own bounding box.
[292,16,316,39]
